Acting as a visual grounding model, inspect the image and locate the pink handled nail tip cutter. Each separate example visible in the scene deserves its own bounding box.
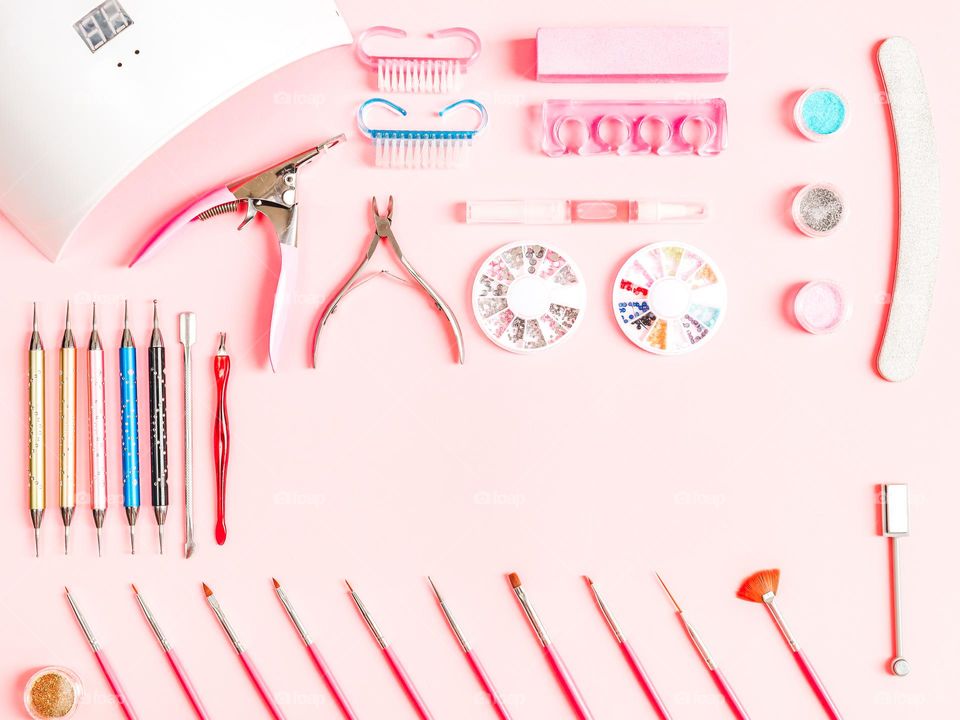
[130,135,345,371]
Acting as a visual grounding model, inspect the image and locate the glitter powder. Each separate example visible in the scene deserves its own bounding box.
[24,668,81,720]
[795,87,848,140]
[792,183,845,236]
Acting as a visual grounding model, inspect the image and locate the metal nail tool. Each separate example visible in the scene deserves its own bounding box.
[313,196,464,366]
[131,137,346,372]
[179,313,197,559]
[881,483,910,676]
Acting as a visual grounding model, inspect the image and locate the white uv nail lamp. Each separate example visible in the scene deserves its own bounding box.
[0,1,352,260]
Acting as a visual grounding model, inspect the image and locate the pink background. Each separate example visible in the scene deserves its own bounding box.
[4,1,959,718]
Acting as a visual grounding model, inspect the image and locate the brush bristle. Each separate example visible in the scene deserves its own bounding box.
[272,578,280,590]
[131,584,139,595]
[583,575,594,586]
[737,569,780,603]
[202,582,214,598]
[508,572,522,589]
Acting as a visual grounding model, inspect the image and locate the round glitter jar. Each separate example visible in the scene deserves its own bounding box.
[24,667,83,719]
[792,183,845,237]
[794,87,848,140]
[612,242,727,355]
[794,280,850,334]
[472,241,586,353]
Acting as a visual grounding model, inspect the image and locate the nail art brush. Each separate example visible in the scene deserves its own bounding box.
[881,483,911,676]
[120,301,141,554]
[272,579,358,720]
[59,302,77,554]
[88,303,107,556]
[346,580,434,720]
[428,577,513,720]
[65,587,139,720]
[214,333,230,545]
[584,577,671,719]
[507,573,594,720]
[148,301,169,553]
[737,570,842,719]
[133,585,210,719]
[28,303,45,557]
[180,313,197,558]
[656,573,750,720]
[202,583,286,719]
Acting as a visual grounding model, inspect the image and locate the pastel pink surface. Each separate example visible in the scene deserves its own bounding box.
[3,1,960,720]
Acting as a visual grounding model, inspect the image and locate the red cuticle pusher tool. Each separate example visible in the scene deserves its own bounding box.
[214,333,230,545]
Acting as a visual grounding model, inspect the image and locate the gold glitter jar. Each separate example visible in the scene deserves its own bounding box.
[23,667,82,719]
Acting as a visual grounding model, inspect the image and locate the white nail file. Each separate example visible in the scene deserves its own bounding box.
[876,38,941,382]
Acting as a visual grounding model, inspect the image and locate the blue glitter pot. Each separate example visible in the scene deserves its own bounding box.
[794,87,848,141]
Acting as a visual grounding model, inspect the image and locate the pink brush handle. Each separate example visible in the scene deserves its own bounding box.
[307,643,358,720]
[383,645,434,720]
[543,644,594,720]
[794,649,842,719]
[620,641,672,720]
[710,668,750,720]
[129,186,235,267]
[465,650,513,720]
[239,651,286,720]
[166,649,211,720]
[94,650,139,720]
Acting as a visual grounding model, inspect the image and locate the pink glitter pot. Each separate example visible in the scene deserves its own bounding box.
[794,280,849,334]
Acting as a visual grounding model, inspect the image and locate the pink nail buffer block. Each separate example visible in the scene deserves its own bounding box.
[536,27,730,83]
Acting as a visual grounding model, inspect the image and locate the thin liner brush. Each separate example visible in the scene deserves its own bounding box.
[202,583,286,720]
[584,577,671,719]
[65,587,139,719]
[132,585,210,719]
[428,577,513,720]
[345,579,434,720]
[737,569,842,719]
[507,573,594,720]
[655,573,750,720]
[271,579,358,720]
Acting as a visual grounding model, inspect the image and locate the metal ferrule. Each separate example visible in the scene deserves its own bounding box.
[66,592,101,651]
[762,595,798,651]
[349,591,388,649]
[680,615,717,670]
[135,593,172,651]
[438,600,471,653]
[589,585,624,643]
[275,588,313,646]
[207,596,244,654]
[513,586,551,647]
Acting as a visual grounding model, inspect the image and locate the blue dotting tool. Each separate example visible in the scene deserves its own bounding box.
[120,300,140,554]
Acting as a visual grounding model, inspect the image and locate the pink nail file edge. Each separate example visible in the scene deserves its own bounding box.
[536,27,730,83]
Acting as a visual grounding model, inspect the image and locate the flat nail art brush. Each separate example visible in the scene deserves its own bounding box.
[65,587,139,720]
[737,570,842,719]
[88,303,107,556]
[428,577,513,720]
[202,583,286,719]
[507,573,594,720]
[120,301,141,554]
[132,585,210,719]
[59,302,77,554]
[272,579,358,720]
[656,573,750,720]
[28,303,45,557]
[584,577,671,719]
[345,580,434,720]
[148,301,169,553]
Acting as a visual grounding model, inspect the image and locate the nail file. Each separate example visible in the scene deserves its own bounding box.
[876,37,941,382]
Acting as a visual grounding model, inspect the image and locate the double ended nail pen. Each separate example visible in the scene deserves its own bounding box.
[120,301,141,554]
[88,304,107,556]
[59,302,77,554]
[28,304,45,557]
[148,301,169,553]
